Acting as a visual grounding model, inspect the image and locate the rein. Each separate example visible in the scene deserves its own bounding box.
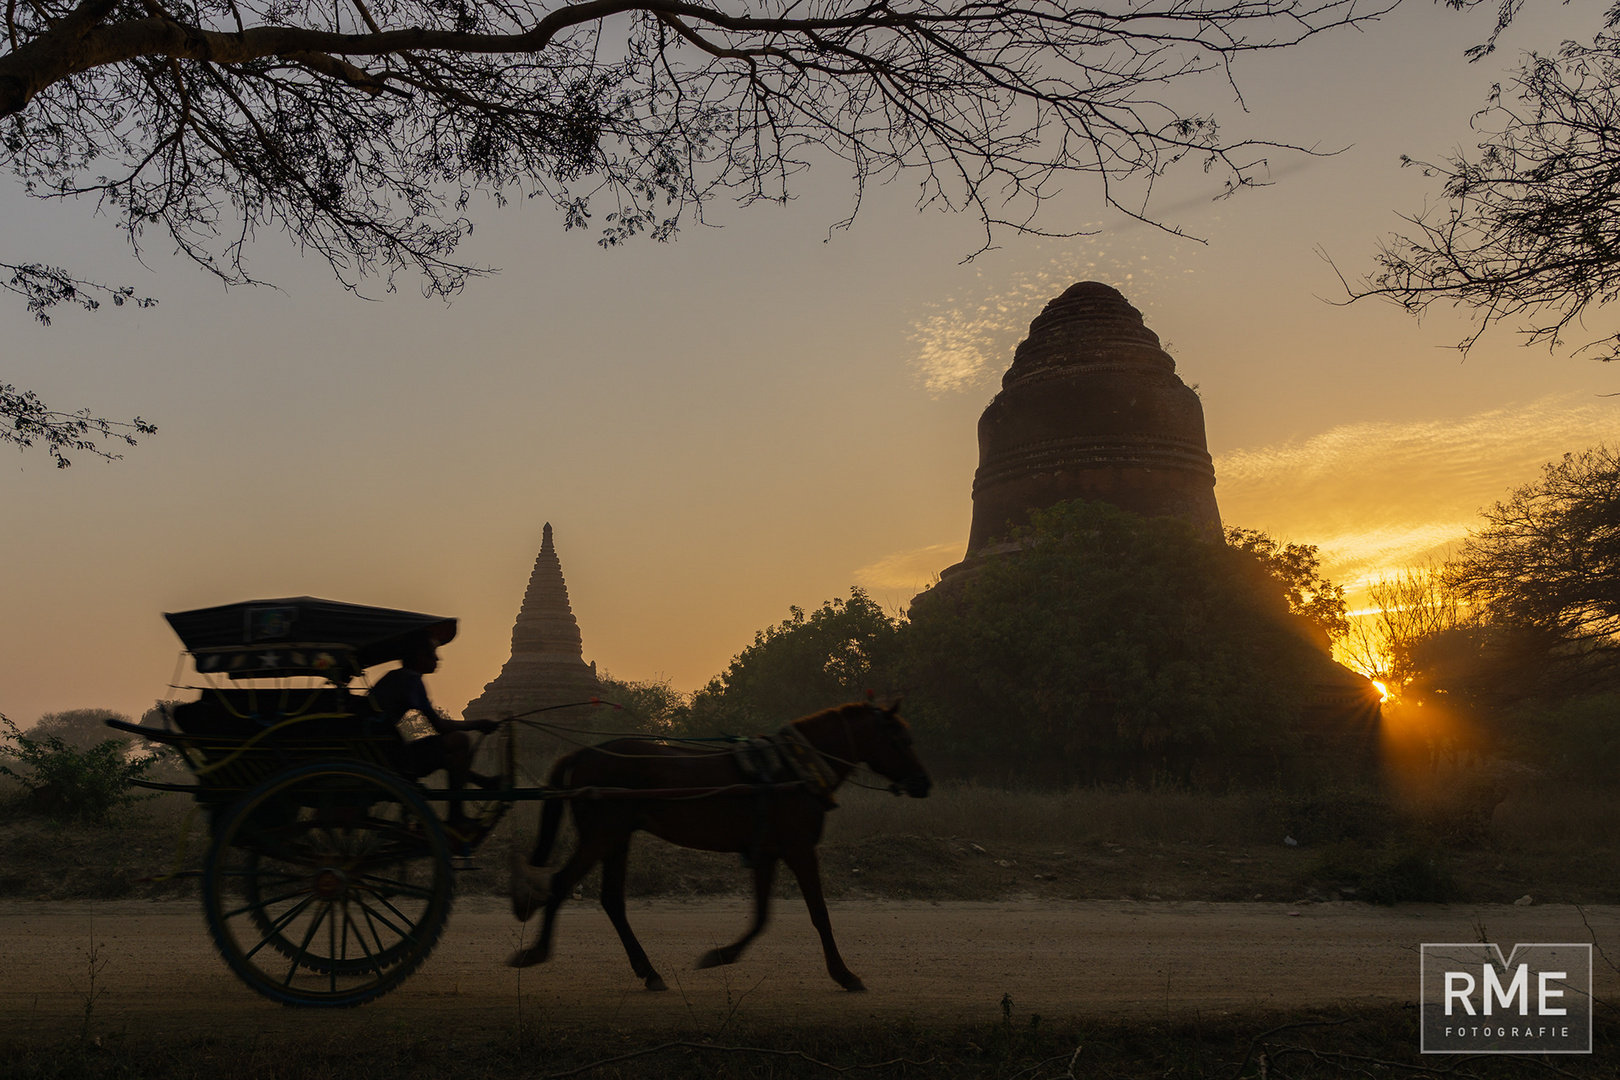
[499,702,914,797]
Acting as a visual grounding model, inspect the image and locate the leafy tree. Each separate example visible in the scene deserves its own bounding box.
[595,672,690,732]
[1449,445,1620,690]
[0,714,157,821]
[1225,527,1349,646]
[30,708,135,749]
[688,587,900,731]
[1358,3,1620,358]
[1491,691,1620,785]
[902,500,1329,786]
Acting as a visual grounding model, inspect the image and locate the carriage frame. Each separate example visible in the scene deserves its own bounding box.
[110,596,797,1008]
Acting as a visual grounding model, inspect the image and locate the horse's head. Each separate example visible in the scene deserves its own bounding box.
[850,700,931,799]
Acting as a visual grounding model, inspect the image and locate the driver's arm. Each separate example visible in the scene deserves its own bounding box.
[423,704,498,737]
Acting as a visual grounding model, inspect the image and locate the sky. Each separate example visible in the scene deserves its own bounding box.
[3,0,1618,724]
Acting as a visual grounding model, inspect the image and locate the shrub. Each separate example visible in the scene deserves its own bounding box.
[1309,841,1453,904]
[0,715,158,822]
[1272,786,1398,845]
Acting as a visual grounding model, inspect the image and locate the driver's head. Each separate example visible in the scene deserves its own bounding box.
[403,633,440,674]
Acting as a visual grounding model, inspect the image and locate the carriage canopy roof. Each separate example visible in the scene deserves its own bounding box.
[165,597,457,678]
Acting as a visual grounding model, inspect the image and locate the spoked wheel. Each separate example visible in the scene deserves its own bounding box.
[204,761,454,1007]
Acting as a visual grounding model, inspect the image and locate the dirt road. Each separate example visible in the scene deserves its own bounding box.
[6,897,1617,1035]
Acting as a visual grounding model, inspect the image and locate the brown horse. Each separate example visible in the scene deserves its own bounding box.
[508,701,930,991]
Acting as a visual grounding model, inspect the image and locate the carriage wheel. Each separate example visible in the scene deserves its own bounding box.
[204,761,454,1007]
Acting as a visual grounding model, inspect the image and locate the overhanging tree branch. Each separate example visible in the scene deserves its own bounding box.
[0,380,157,466]
[1349,9,1620,360]
[1,259,156,322]
[1,0,1396,466]
[0,0,1396,301]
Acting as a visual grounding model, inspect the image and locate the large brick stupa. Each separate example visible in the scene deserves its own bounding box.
[933,281,1221,590]
[915,281,1379,772]
[971,281,1219,548]
[463,523,601,722]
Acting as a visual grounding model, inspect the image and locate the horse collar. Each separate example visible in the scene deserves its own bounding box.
[775,725,841,809]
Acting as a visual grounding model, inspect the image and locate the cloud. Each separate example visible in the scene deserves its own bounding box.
[907,238,1196,395]
[859,396,1614,613]
[853,541,965,593]
[1216,394,1618,587]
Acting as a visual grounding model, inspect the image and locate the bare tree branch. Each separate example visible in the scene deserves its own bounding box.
[0,0,1396,300]
[0,380,157,466]
[1351,21,1620,359]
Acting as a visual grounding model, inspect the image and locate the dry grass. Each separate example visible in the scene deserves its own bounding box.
[825,783,1279,847]
[5,1006,1620,1080]
[1493,782,1620,849]
[5,774,1620,905]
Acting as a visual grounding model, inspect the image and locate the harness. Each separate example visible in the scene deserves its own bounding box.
[730,726,840,809]
[728,725,841,868]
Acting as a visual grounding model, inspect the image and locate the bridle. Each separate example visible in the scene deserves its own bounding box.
[821,702,927,796]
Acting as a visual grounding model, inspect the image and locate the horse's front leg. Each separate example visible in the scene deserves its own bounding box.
[600,840,667,991]
[509,829,611,968]
[781,845,864,991]
[696,854,777,970]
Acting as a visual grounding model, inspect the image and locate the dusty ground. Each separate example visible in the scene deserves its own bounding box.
[7,895,1618,1037]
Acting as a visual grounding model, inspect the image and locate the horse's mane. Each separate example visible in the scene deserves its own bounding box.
[789,701,908,729]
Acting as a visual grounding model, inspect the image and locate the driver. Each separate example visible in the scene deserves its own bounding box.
[371,632,499,833]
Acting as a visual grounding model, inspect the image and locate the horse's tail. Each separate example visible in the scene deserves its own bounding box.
[529,752,578,867]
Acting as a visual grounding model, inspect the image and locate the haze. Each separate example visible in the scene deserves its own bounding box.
[2,1,1615,723]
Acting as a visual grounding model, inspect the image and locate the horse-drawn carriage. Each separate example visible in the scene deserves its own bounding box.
[111,597,930,1008]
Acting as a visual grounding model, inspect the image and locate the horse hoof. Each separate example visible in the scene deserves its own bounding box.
[840,975,867,992]
[508,947,547,968]
[695,948,727,969]
[645,975,668,992]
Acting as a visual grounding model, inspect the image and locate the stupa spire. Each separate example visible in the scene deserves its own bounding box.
[463,523,601,721]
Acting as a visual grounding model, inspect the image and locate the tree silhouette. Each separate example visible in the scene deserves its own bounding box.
[1450,445,1620,689]
[1,0,1390,300]
[1356,6,1620,358]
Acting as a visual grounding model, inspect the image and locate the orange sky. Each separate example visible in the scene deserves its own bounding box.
[2,1,1616,724]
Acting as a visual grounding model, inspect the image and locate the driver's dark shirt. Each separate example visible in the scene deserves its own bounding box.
[369,667,446,778]
[370,667,435,729]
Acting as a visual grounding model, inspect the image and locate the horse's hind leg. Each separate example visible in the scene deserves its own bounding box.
[781,845,864,991]
[696,854,776,970]
[509,829,613,968]
[600,840,666,991]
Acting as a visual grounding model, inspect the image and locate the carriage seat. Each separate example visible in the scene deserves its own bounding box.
[171,687,382,741]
